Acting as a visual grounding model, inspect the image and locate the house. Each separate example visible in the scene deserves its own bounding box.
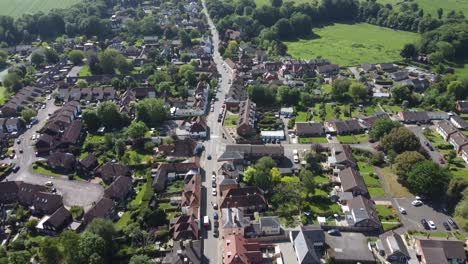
[345,196,381,230]
[390,71,409,81]
[258,216,281,236]
[5,118,22,133]
[360,64,375,72]
[339,167,368,196]
[455,100,468,113]
[280,107,294,117]
[218,144,284,163]
[83,197,115,224]
[222,207,251,236]
[170,214,199,240]
[220,186,267,212]
[104,176,133,203]
[326,232,376,264]
[32,192,63,215]
[377,63,395,72]
[237,99,256,137]
[316,64,339,76]
[376,232,410,264]
[96,162,131,184]
[181,174,201,213]
[435,120,458,141]
[414,238,466,264]
[290,225,325,264]
[225,29,242,41]
[461,145,468,164]
[398,111,430,124]
[78,153,98,175]
[327,144,356,169]
[47,152,76,173]
[162,240,202,264]
[143,36,158,44]
[37,206,73,235]
[325,120,364,135]
[157,138,198,157]
[448,131,468,153]
[450,115,468,130]
[152,162,199,192]
[224,58,236,72]
[188,117,208,138]
[223,234,262,264]
[295,122,325,137]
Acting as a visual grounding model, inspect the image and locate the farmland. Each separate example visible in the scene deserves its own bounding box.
[284,23,419,66]
[377,0,468,17]
[0,0,79,18]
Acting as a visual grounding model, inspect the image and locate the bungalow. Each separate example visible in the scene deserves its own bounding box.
[316,64,339,76]
[455,100,468,114]
[414,238,466,264]
[398,111,430,124]
[339,167,368,197]
[37,206,72,235]
[377,63,395,72]
[345,196,381,230]
[450,115,468,130]
[327,144,356,169]
[290,225,325,264]
[220,186,267,212]
[218,144,284,163]
[325,120,364,135]
[104,176,133,204]
[448,132,468,153]
[47,152,76,173]
[435,120,458,141]
[5,118,23,133]
[390,71,409,81]
[83,197,116,224]
[376,232,410,264]
[96,162,131,184]
[326,232,376,264]
[295,122,325,137]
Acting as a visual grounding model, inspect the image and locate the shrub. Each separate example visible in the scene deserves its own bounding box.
[70,206,84,220]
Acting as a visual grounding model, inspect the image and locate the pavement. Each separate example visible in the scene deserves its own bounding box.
[4,95,104,211]
[200,0,232,262]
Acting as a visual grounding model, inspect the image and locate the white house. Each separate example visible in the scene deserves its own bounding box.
[259,216,281,236]
[5,118,22,133]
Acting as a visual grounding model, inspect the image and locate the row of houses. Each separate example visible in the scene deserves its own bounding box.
[0,86,44,117]
[435,120,468,164]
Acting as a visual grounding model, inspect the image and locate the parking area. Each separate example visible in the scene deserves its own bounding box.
[394,198,453,231]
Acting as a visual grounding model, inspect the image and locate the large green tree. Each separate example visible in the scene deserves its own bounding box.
[381,127,421,154]
[393,151,425,181]
[97,101,125,129]
[406,160,451,197]
[369,118,402,140]
[136,98,168,127]
[39,238,62,264]
[125,121,149,140]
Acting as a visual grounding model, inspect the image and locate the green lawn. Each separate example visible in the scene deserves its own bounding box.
[377,167,413,198]
[285,23,419,66]
[159,202,177,210]
[298,137,328,144]
[167,180,184,193]
[122,150,152,165]
[337,134,369,144]
[377,0,468,17]
[296,111,309,122]
[32,164,64,177]
[314,174,329,184]
[0,86,7,106]
[0,0,80,18]
[375,205,400,231]
[224,114,238,127]
[357,161,386,197]
[79,65,92,77]
[115,212,132,230]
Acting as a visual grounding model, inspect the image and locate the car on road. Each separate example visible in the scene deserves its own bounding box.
[213,212,218,220]
[16,139,21,144]
[428,220,436,230]
[41,104,46,109]
[214,220,219,228]
[210,107,214,112]
[443,221,451,231]
[207,155,212,160]
[327,229,340,236]
[12,165,20,173]
[19,149,23,153]
[399,207,406,214]
[212,189,217,196]
[421,219,430,230]
[45,181,54,187]
[213,229,219,237]
[448,218,458,229]
[213,203,218,210]
[412,200,423,206]
[204,216,210,228]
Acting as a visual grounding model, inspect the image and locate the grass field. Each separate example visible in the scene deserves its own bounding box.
[357,161,386,197]
[377,0,468,17]
[285,23,419,66]
[0,86,7,106]
[0,0,80,18]
[224,114,238,127]
[337,134,369,144]
[377,167,413,198]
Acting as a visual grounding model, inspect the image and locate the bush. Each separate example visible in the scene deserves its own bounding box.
[70,206,84,220]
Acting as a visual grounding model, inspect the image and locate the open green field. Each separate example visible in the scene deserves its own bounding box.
[285,23,419,66]
[377,0,468,17]
[0,0,80,18]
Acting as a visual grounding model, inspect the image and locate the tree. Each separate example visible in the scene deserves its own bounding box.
[126,121,149,140]
[271,0,282,7]
[25,218,38,233]
[76,79,88,88]
[381,127,421,154]
[446,177,468,209]
[136,98,168,127]
[406,160,451,197]
[31,52,45,67]
[331,79,350,101]
[97,101,125,129]
[274,18,293,40]
[290,12,312,37]
[78,232,106,262]
[85,218,117,249]
[8,251,31,264]
[394,151,425,181]
[437,8,443,19]
[98,49,127,74]
[299,169,315,195]
[82,109,100,132]
[447,80,467,100]
[349,83,368,101]
[69,50,84,65]
[39,238,62,264]
[140,208,167,227]
[20,109,37,124]
[391,85,412,104]
[44,48,60,64]
[60,230,82,264]
[270,167,282,185]
[0,50,7,67]
[3,72,22,92]
[369,118,402,140]
[400,43,417,59]
[130,255,152,264]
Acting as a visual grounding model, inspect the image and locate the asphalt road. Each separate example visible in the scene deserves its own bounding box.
[200,1,232,262]
[4,96,104,210]
[407,125,445,165]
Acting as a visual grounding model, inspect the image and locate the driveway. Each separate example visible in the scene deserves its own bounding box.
[393,198,453,231]
[407,125,445,165]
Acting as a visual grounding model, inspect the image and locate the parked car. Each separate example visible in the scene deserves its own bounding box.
[212,182,216,188]
[412,200,423,206]
[399,207,406,214]
[443,222,451,231]
[45,181,54,187]
[210,107,214,112]
[12,165,20,172]
[214,220,219,228]
[428,220,437,230]
[448,218,459,229]
[213,203,218,210]
[421,219,430,230]
[213,212,218,220]
[213,229,219,237]
[19,149,23,154]
[327,229,340,236]
[207,155,212,160]
[212,189,217,196]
